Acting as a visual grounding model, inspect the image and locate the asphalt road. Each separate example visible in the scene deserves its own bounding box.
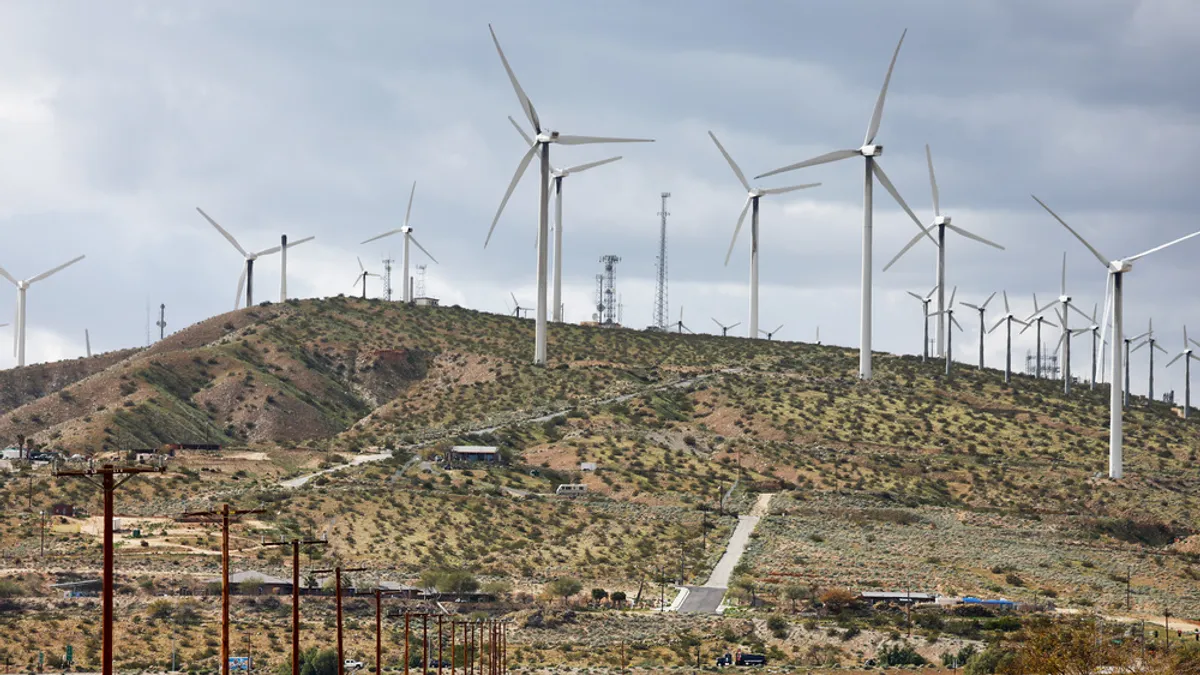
[676,586,727,614]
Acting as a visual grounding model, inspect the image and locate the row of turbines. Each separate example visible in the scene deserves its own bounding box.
[1,24,1195,488]
[478,23,1200,485]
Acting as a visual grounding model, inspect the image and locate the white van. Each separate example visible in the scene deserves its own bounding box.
[555,483,587,496]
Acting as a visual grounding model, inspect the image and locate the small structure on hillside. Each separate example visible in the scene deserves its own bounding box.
[449,446,500,465]
[413,296,439,307]
[580,462,597,472]
[555,484,587,497]
[859,591,936,605]
[205,571,294,595]
[51,503,75,517]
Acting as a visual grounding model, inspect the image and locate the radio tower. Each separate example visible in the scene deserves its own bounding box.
[415,264,427,299]
[382,256,394,301]
[600,255,620,325]
[653,192,670,330]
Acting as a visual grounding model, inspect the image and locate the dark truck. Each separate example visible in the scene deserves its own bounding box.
[716,653,767,666]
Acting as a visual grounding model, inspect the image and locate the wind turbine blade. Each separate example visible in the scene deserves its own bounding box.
[724,197,753,266]
[1019,321,1034,336]
[27,255,85,284]
[730,322,741,330]
[1154,342,1168,355]
[562,156,622,175]
[873,162,936,245]
[951,314,964,331]
[1166,352,1184,368]
[760,182,821,196]
[1126,228,1200,262]
[907,291,925,302]
[488,24,540,133]
[410,236,439,264]
[882,229,927,272]
[361,229,403,245]
[253,246,282,257]
[988,317,1006,334]
[926,285,938,300]
[1031,195,1109,268]
[486,143,539,248]
[948,285,957,307]
[981,291,997,310]
[1099,273,1114,354]
[1003,290,1010,315]
[864,28,907,146]
[0,265,16,286]
[708,131,750,192]
[925,144,940,217]
[197,207,249,257]
[711,318,723,330]
[403,181,417,229]
[509,115,536,147]
[511,292,519,308]
[554,135,654,145]
[960,302,981,311]
[235,267,247,310]
[945,223,1004,250]
[1068,303,1092,323]
[357,257,365,272]
[352,274,364,290]
[773,324,784,334]
[1061,251,1067,296]
[283,236,314,248]
[1131,340,1147,354]
[755,149,858,179]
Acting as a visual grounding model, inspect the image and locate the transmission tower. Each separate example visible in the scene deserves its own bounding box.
[600,255,621,325]
[382,257,394,301]
[415,264,427,299]
[593,274,604,322]
[653,192,670,330]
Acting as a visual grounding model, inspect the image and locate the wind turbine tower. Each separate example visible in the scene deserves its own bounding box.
[653,192,670,331]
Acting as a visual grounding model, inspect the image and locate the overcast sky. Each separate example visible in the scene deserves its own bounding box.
[1,1,1199,399]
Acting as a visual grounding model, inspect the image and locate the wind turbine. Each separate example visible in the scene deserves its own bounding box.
[353,257,382,300]
[507,293,532,319]
[708,131,820,338]
[1121,327,1152,408]
[197,208,313,309]
[510,118,623,322]
[0,255,86,367]
[759,324,784,341]
[1034,194,1200,479]
[756,29,933,380]
[1165,327,1200,419]
[486,24,653,365]
[884,145,1004,358]
[673,307,694,334]
[815,326,821,345]
[1022,294,1059,379]
[1131,319,1168,404]
[277,234,315,303]
[360,182,439,303]
[906,285,937,361]
[960,292,997,370]
[711,318,741,337]
[931,286,963,375]
[986,291,1028,385]
[1079,304,1102,389]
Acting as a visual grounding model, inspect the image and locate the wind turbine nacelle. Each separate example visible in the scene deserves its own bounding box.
[402,226,413,234]
[1059,295,1070,303]
[537,131,559,143]
[859,144,883,157]
[934,215,951,226]
[1110,261,1132,273]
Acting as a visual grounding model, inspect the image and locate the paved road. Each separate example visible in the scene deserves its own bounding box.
[280,451,394,488]
[675,493,775,614]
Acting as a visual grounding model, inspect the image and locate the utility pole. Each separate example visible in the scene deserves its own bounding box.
[373,589,404,675]
[311,567,366,675]
[39,509,45,557]
[179,504,264,675]
[54,462,166,675]
[263,538,327,675]
[1126,566,1132,612]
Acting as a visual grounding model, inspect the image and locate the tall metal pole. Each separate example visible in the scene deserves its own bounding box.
[749,197,760,339]
[423,614,429,675]
[936,224,945,358]
[860,157,874,380]
[438,615,444,675]
[336,569,344,675]
[1005,319,1012,384]
[552,177,564,323]
[246,259,254,308]
[1111,272,1124,479]
[534,143,550,365]
[376,591,383,675]
[292,545,299,675]
[223,507,231,675]
[653,193,670,331]
[404,614,410,675]
[103,470,114,675]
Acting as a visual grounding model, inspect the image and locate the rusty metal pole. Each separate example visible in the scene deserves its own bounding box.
[404,613,410,675]
[102,468,115,675]
[222,505,231,675]
[450,621,455,675]
[336,569,344,675]
[375,591,383,675]
[438,615,444,675]
[466,623,472,675]
[422,614,428,675]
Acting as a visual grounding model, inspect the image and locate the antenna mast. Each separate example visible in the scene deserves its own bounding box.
[156,304,167,340]
[653,192,670,330]
[382,256,394,302]
[600,255,621,325]
[415,264,427,299]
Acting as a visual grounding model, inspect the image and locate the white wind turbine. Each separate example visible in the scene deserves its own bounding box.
[1034,194,1200,479]
[1022,293,1058,380]
[197,208,313,309]
[1165,327,1200,420]
[986,291,1028,385]
[884,145,1003,358]
[361,182,439,303]
[1030,253,1091,393]
[711,318,741,337]
[930,286,963,375]
[1119,326,1152,408]
[1131,319,1168,404]
[1078,304,1103,389]
[757,29,934,379]
[960,292,997,370]
[353,257,382,300]
[906,285,937,361]
[511,118,622,322]
[759,324,784,341]
[486,24,653,365]
[0,255,86,367]
[708,131,820,338]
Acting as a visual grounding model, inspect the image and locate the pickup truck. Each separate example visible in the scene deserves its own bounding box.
[344,660,364,671]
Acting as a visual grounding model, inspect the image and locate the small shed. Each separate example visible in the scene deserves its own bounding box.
[449,446,500,464]
[413,297,440,307]
[51,503,75,517]
[206,571,294,595]
[859,591,936,605]
[580,462,597,472]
